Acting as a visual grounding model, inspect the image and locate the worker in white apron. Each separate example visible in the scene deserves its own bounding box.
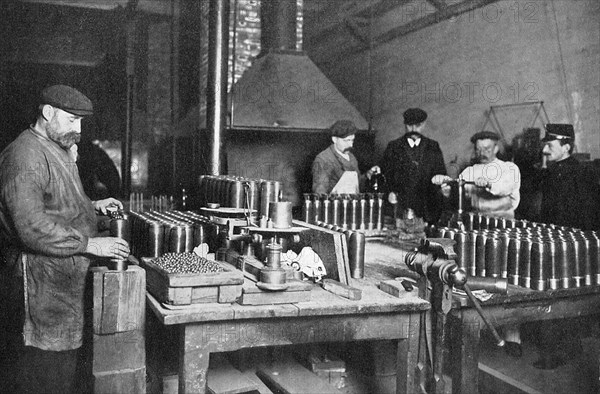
[312,120,379,195]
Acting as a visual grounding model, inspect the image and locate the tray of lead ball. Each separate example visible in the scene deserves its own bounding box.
[141,252,244,305]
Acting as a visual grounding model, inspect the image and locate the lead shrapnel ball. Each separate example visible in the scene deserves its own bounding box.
[153,252,224,274]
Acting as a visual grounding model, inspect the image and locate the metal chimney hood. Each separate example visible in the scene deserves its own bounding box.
[229,0,368,131]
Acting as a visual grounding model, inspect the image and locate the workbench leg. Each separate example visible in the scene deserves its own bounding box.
[449,313,481,394]
[179,325,210,394]
[397,313,421,394]
[433,312,452,394]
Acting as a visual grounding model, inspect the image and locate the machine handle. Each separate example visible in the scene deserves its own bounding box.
[462,284,505,347]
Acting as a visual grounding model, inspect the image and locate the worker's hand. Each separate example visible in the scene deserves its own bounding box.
[431,175,453,185]
[440,183,451,198]
[93,198,123,215]
[474,177,490,188]
[388,191,398,204]
[86,237,130,259]
[366,165,381,179]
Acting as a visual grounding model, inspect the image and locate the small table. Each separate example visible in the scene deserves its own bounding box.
[449,285,600,393]
[146,242,429,393]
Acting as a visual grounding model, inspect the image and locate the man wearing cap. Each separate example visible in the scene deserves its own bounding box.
[433,130,521,219]
[539,123,599,230]
[312,120,379,194]
[0,85,130,392]
[379,107,447,224]
[432,130,523,357]
[532,124,600,369]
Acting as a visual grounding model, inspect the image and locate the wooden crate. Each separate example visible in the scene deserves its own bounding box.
[141,257,244,305]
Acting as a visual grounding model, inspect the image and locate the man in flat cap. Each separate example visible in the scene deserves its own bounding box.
[433,130,521,219]
[312,120,379,194]
[379,107,447,224]
[432,130,523,357]
[0,85,130,392]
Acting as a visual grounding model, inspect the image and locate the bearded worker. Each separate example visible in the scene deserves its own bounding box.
[0,85,130,393]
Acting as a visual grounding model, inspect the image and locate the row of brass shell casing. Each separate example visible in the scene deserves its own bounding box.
[433,213,600,291]
[302,193,384,231]
[128,210,218,258]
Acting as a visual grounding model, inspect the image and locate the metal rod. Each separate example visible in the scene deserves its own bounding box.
[206,0,230,176]
[463,284,505,347]
[489,100,544,109]
[122,11,137,197]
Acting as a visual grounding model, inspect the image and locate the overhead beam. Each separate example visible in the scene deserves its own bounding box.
[310,0,501,63]
[305,0,411,48]
[427,0,447,11]
[373,0,501,46]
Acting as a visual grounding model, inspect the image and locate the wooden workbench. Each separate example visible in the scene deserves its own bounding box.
[146,240,429,393]
[448,284,600,394]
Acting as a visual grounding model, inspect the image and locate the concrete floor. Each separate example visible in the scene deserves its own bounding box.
[479,336,600,394]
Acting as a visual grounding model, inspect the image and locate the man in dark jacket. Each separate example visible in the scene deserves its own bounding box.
[540,123,600,230]
[534,123,600,369]
[0,85,130,393]
[312,120,379,194]
[380,108,447,224]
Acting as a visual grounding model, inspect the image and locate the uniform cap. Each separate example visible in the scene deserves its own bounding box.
[40,84,93,116]
[542,124,574,142]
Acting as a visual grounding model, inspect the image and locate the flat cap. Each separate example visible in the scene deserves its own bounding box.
[403,108,427,125]
[471,130,500,144]
[40,84,93,116]
[330,120,357,138]
[542,124,574,142]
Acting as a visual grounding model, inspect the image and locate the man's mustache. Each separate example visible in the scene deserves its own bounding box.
[343,147,353,153]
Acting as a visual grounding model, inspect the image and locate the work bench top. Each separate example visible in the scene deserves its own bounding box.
[147,239,430,326]
[453,283,600,309]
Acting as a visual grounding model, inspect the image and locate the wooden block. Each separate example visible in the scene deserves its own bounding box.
[479,362,542,394]
[238,255,264,282]
[292,220,350,285]
[379,280,406,298]
[321,279,362,300]
[240,371,274,394]
[190,286,219,304]
[216,248,240,267]
[92,267,109,334]
[238,279,312,305]
[241,279,312,294]
[100,272,119,333]
[93,367,146,394]
[207,354,257,394]
[94,267,145,334]
[141,258,243,287]
[92,330,145,373]
[218,284,242,303]
[238,289,312,305]
[256,357,342,394]
[162,374,178,394]
[117,267,145,332]
[157,360,275,394]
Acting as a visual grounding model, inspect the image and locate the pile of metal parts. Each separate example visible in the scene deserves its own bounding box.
[434,212,600,290]
[301,193,384,231]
